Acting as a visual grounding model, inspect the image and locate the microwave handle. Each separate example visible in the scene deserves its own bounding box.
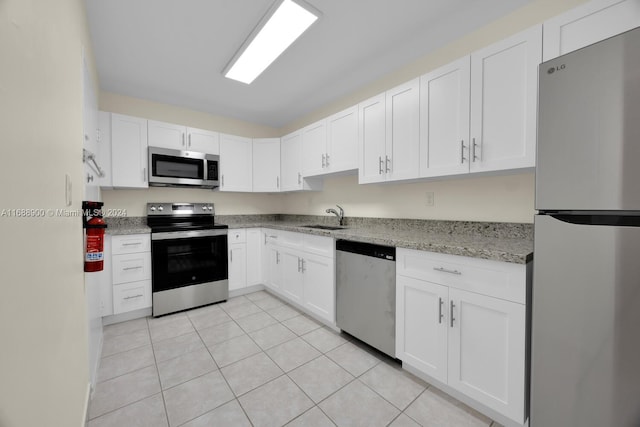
[143,167,146,182]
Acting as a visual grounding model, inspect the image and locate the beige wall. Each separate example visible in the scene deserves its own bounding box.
[100,0,590,225]
[0,0,95,426]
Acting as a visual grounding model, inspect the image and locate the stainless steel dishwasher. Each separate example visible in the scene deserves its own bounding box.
[336,239,396,358]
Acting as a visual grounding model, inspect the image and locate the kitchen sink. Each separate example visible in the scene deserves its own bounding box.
[301,224,347,230]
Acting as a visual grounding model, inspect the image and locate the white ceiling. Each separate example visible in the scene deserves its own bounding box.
[86,0,531,128]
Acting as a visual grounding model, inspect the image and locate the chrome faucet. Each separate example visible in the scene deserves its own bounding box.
[326,204,344,226]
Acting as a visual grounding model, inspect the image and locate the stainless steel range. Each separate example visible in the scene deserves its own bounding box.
[147,202,228,316]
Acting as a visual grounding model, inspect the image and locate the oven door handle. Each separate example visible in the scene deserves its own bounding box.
[151,229,228,240]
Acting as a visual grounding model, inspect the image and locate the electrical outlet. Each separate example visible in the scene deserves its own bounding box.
[425,191,434,207]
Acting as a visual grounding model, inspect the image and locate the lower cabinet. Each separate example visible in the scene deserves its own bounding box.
[261,228,335,324]
[228,228,263,292]
[110,234,152,315]
[396,248,527,425]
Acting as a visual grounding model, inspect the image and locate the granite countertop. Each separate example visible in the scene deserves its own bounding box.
[104,215,533,264]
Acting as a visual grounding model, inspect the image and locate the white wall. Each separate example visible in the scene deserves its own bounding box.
[0,0,95,426]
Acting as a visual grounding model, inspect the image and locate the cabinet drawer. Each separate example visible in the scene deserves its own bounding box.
[397,248,526,304]
[228,229,246,244]
[278,230,304,249]
[113,280,152,314]
[303,234,334,257]
[111,234,150,255]
[112,252,151,284]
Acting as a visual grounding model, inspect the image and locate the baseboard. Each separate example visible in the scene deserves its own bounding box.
[229,284,266,298]
[82,381,91,427]
[102,307,152,326]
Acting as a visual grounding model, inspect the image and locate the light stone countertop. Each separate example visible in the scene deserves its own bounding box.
[105,215,533,264]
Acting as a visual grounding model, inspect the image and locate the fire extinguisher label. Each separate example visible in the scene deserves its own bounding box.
[86,252,104,262]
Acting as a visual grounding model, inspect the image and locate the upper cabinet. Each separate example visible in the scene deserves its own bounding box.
[301,119,327,177]
[419,57,471,178]
[326,106,358,174]
[469,25,541,173]
[543,0,640,61]
[359,79,420,184]
[219,133,252,192]
[148,120,219,154]
[110,113,149,188]
[252,138,280,192]
[281,130,323,192]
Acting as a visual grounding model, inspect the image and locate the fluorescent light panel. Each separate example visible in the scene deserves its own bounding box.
[224,0,318,84]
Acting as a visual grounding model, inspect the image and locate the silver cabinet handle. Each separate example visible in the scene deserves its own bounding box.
[221,175,224,187]
[325,153,330,167]
[472,138,479,162]
[301,259,306,273]
[322,153,326,168]
[460,140,466,164]
[123,266,143,271]
[378,156,384,174]
[298,172,301,184]
[438,297,444,324]
[276,176,279,189]
[230,250,233,262]
[450,300,456,327]
[121,242,141,246]
[188,133,191,148]
[264,234,267,245]
[182,133,185,146]
[433,266,462,275]
[276,251,280,264]
[124,294,143,300]
[143,167,147,182]
[385,155,391,173]
[269,235,278,239]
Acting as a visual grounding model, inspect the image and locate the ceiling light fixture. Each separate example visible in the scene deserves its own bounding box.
[223,0,320,84]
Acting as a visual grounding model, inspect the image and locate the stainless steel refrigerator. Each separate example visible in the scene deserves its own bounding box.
[532,27,640,426]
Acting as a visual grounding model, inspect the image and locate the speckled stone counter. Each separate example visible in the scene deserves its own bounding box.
[217,215,533,264]
[104,217,150,235]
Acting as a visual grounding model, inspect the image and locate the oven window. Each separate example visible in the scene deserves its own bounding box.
[153,154,204,179]
[152,235,228,292]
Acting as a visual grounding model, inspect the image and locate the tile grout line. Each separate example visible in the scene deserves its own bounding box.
[145,315,172,427]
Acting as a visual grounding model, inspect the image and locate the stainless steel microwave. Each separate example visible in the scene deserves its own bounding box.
[148,147,219,189]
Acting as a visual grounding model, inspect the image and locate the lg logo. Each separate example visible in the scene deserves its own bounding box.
[547,64,566,74]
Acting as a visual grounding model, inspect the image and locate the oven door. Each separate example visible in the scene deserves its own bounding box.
[151,229,228,293]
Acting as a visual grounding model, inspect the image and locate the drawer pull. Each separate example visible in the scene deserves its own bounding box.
[121,242,141,246]
[124,294,143,300]
[123,266,143,271]
[434,266,462,275]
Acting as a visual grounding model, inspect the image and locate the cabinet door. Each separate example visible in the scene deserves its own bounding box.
[302,119,327,177]
[265,245,282,292]
[448,288,526,424]
[111,114,148,188]
[219,134,253,192]
[253,138,281,192]
[187,127,219,154]
[386,79,420,181]
[280,131,303,191]
[358,94,386,184]
[246,229,263,286]
[326,105,358,173]
[148,120,186,150]
[98,111,113,188]
[420,57,471,178]
[302,253,335,323]
[470,25,541,173]
[396,275,448,384]
[280,248,303,304]
[228,243,247,291]
[543,0,640,61]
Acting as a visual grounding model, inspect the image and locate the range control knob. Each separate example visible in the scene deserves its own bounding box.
[150,206,156,212]
[158,206,164,212]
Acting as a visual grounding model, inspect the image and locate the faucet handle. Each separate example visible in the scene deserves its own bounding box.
[336,205,344,217]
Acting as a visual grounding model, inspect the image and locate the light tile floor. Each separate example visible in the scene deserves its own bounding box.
[88,290,500,427]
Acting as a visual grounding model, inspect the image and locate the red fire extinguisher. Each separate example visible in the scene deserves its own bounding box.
[84,201,107,272]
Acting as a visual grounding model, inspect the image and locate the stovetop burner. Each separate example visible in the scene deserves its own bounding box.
[146,202,227,232]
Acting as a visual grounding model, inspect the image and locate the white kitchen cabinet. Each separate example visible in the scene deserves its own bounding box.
[302,119,327,177]
[148,120,219,154]
[448,287,526,424]
[263,231,282,292]
[396,275,448,384]
[219,133,253,192]
[228,229,247,291]
[385,78,420,181]
[111,234,152,315]
[326,106,358,174]
[110,113,149,188]
[543,0,640,61]
[419,57,471,178]
[97,111,113,188]
[280,247,304,304]
[359,79,420,183]
[281,131,323,192]
[252,138,281,192]
[300,251,335,322]
[358,93,387,184]
[469,25,541,173]
[246,228,263,286]
[396,248,527,425]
